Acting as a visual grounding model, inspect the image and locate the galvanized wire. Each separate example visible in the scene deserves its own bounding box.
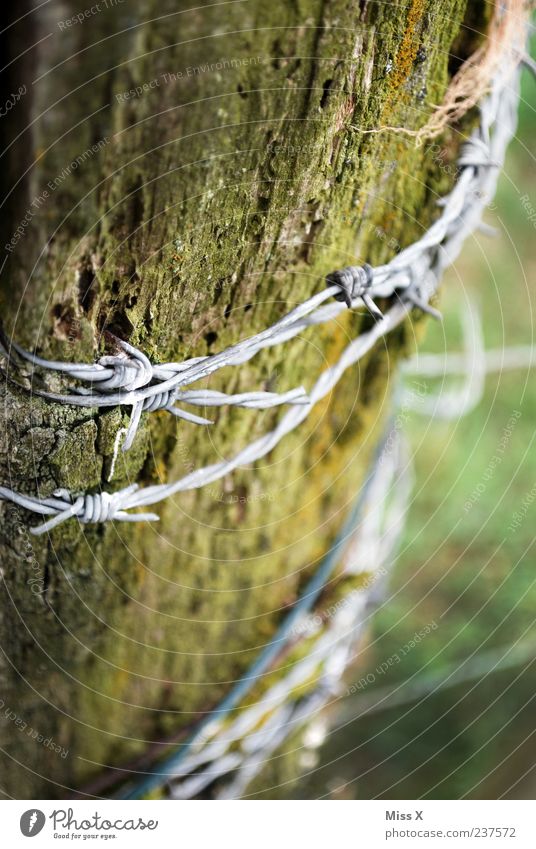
[117,425,410,800]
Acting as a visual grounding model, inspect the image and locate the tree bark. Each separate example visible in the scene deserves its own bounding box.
[0,0,486,798]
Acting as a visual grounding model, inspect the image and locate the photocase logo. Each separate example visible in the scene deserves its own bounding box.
[20,809,46,837]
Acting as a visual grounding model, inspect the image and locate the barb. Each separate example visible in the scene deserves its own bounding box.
[326,263,383,319]
[0,484,159,535]
[2,333,311,452]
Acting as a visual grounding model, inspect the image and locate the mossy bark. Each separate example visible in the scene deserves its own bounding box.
[0,0,485,798]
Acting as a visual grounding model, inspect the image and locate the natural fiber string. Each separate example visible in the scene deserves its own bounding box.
[0,46,527,534]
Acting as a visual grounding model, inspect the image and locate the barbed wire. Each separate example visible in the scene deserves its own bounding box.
[1,334,311,451]
[403,296,487,420]
[401,300,536,420]
[115,425,410,800]
[0,48,527,535]
[84,40,536,801]
[406,345,536,376]
[116,291,534,800]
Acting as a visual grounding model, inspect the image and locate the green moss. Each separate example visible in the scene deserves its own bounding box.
[49,420,102,490]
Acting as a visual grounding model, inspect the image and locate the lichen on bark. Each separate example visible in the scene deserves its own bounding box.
[0,0,488,798]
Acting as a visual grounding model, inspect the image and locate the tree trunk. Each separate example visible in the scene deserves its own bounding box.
[0,0,486,798]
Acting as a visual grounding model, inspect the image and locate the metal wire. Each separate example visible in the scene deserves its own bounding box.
[117,424,408,799]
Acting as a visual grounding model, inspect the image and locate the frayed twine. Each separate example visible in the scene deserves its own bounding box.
[351,0,529,144]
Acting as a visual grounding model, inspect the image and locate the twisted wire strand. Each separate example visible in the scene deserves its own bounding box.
[210,436,411,801]
[118,426,408,800]
[0,53,525,534]
[405,344,536,376]
[0,483,160,533]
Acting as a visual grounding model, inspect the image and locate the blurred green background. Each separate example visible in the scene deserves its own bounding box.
[299,57,536,801]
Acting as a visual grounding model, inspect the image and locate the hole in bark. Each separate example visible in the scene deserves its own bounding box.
[271,39,282,69]
[204,331,218,348]
[128,176,145,240]
[244,303,253,313]
[51,304,81,341]
[237,84,247,99]
[77,267,96,313]
[103,312,134,340]
[43,562,50,604]
[414,46,427,64]
[144,308,153,335]
[320,78,334,109]
[224,303,232,319]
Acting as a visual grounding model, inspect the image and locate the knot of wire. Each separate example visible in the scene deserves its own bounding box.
[0,50,526,535]
[3,336,311,452]
[0,483,159,535]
